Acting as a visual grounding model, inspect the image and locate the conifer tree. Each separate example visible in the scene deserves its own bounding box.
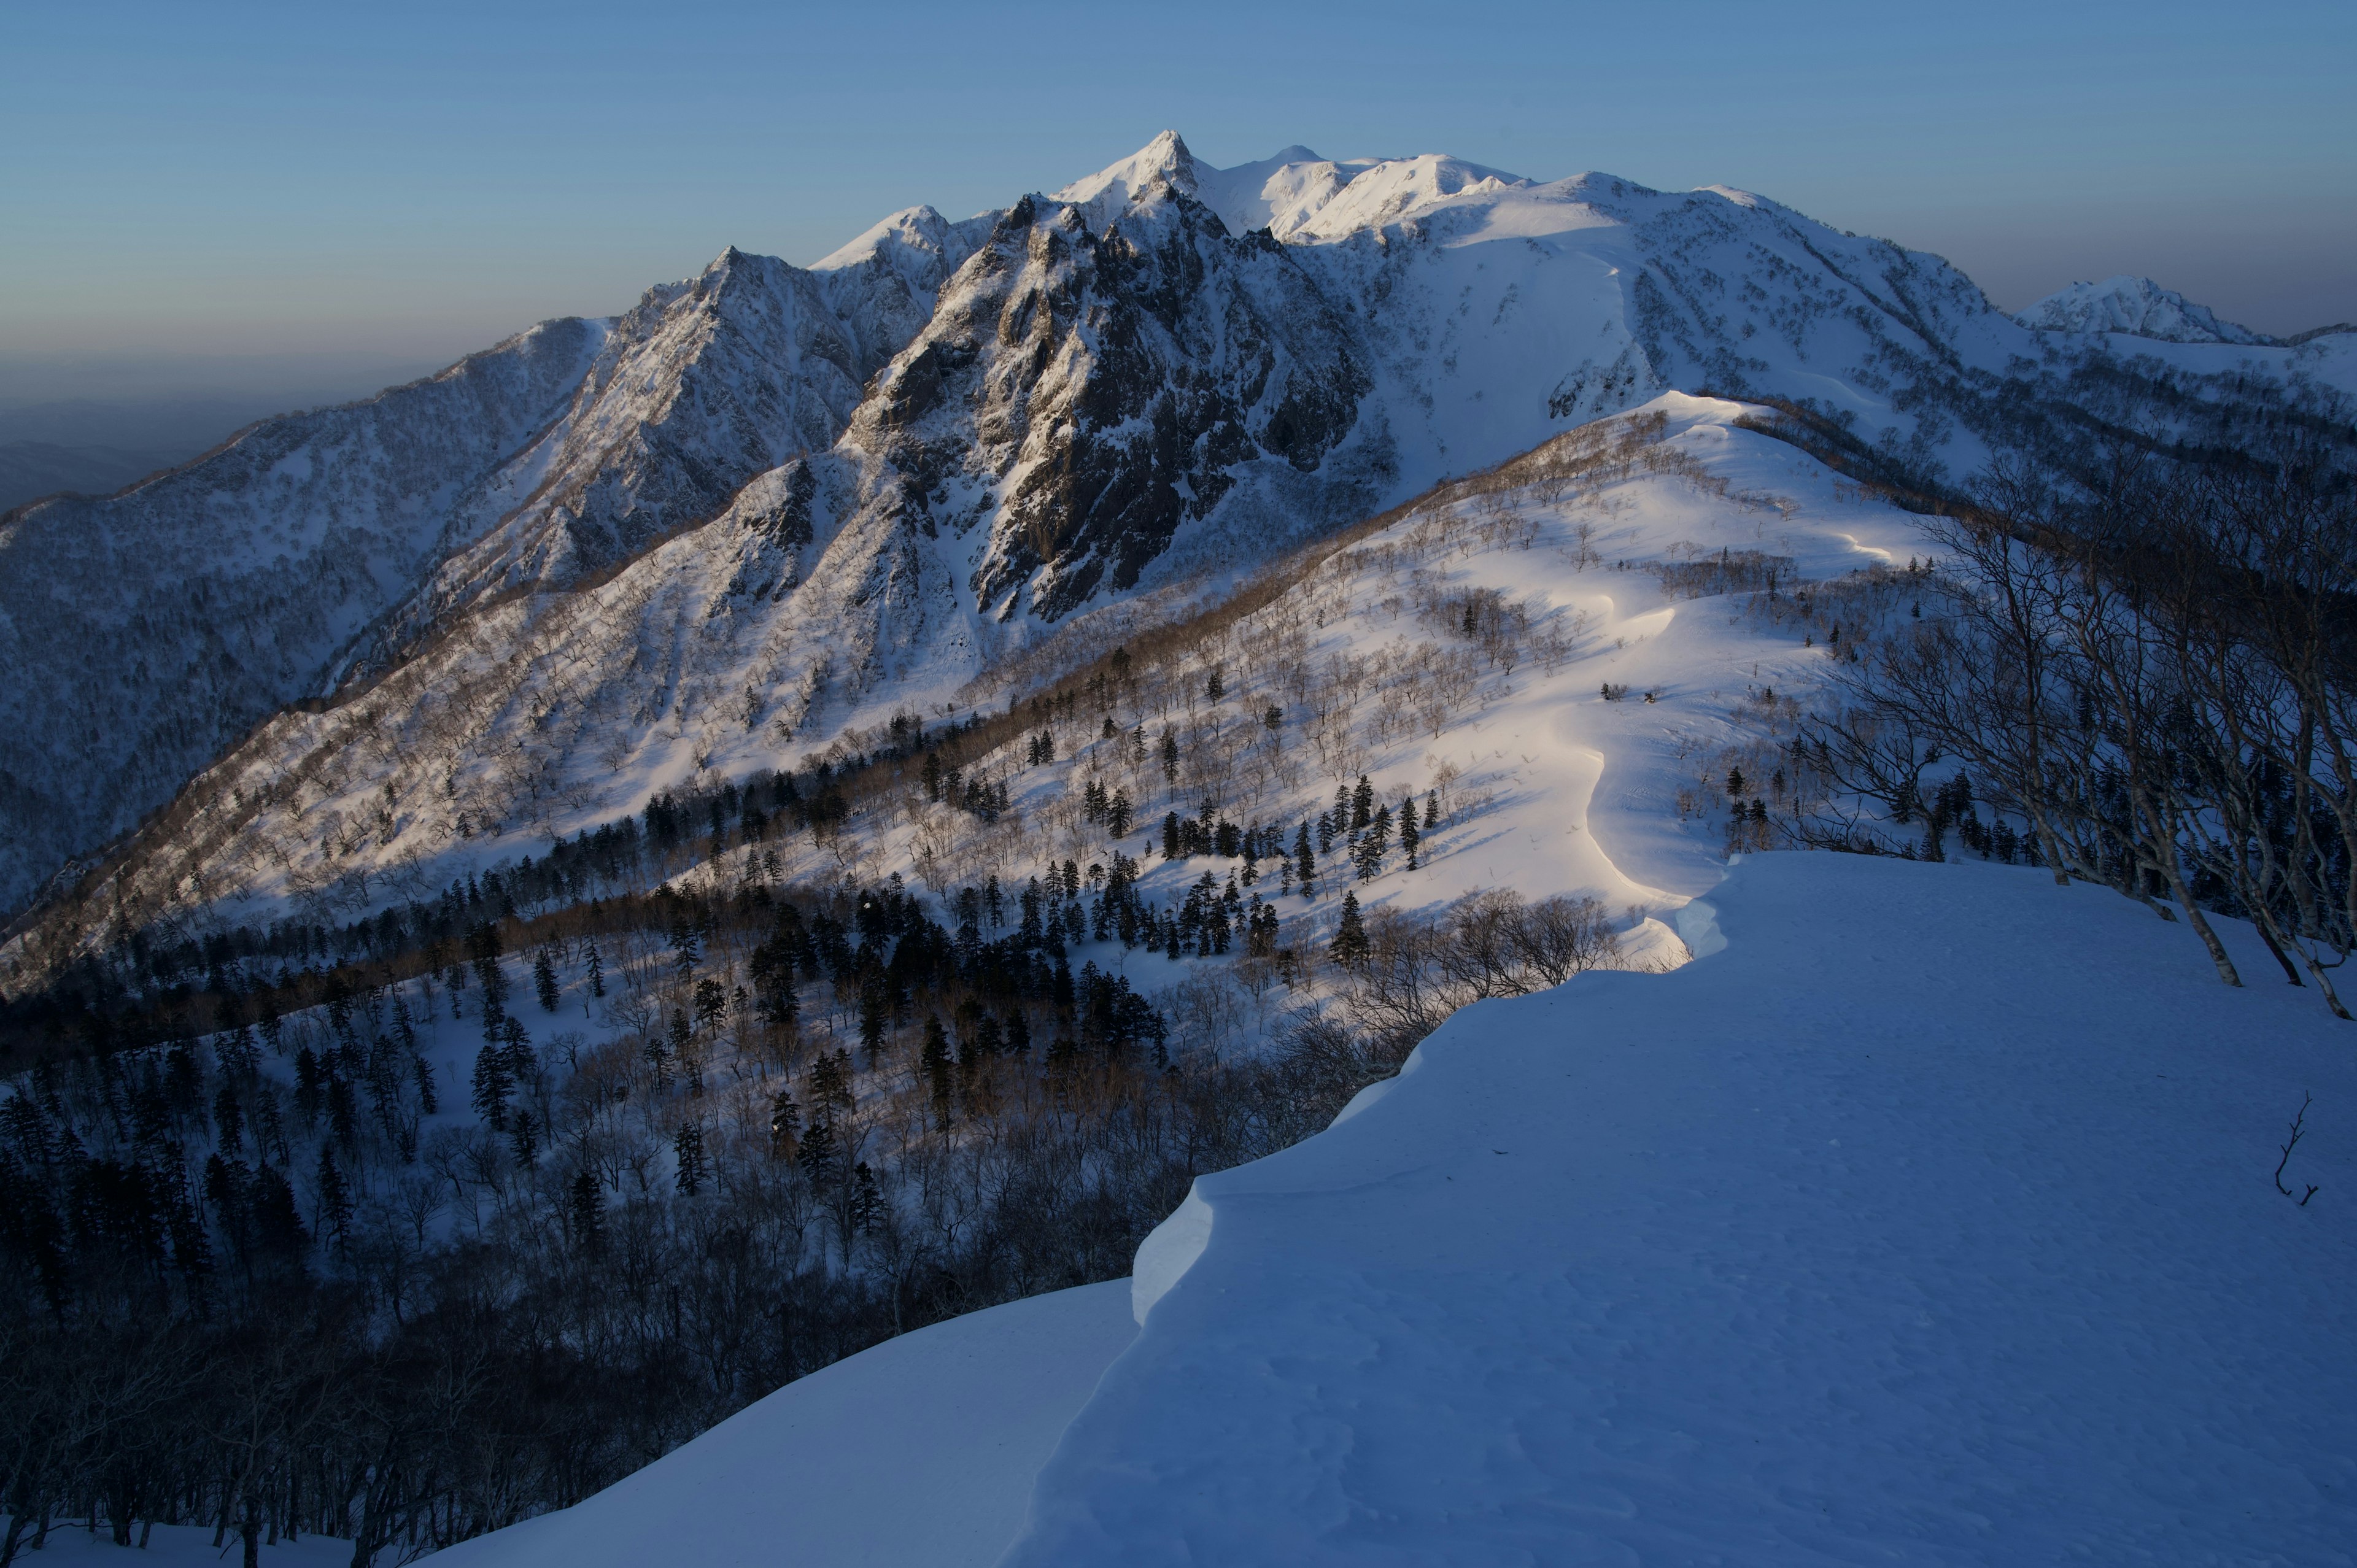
[470,1042,513,1130]
[569,1170,605,1255]
[315,1145,352,1255]
[850,1162,886,1237]
[1399,794,1421,868]
[533,947,561,1014]
[921,1016,955,1128]
[673,1121,706,1196]
[1332,890,1371,968]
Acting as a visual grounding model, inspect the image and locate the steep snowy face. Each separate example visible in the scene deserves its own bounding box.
[0,242,962,919]
[848,178,1383,619]
[397,246,944,633]
[0,317,606,917]
[2016,274,2275,344]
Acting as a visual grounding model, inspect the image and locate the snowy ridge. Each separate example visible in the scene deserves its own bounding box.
[2015,273,2275,344]
[428,854,2357,1567]
[992,853,2356,1564]
[11,132,2357,945]
[0,318,608,919]
[12,395,1927,978]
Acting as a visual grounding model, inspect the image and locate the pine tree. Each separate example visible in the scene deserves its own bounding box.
[1161,728,1180,787]
[921,1016,955,1128]
[1352,774,1376,832]
[673,1121,707,1196]
[510,1110,538,1167]
[1360,803,1391,879]
[1425,790,1441,832]
[1332,890,1371,968]
[1399,794,1421,868]
[569,1170,605,1254]
[413,1054,438,1116]
[315,1145,352,1255]
[470,1042,513,1131]
[532,947,561,1014]
[850,1162,886,1237]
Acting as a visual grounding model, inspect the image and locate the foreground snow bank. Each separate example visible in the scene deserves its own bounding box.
[435,1281,1134,1568]
[1009,854,2357,1564]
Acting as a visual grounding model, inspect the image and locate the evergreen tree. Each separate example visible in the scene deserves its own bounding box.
[470,1042,513,1130]
[1332,890,1371,968]
[850,1162,886,1237]
[673,1121,707,1196]
[315,1145,353,1255]
[921,1016,955,1128]
[1399,794,1422,868]
[1352,774,1376,832]
[1358,803,1391,879]
[569,1170,605,1254]
[533,947,561,1014]
[412,1054,438,1116]
[1161,728,1180,786]
[510,1110,538,1167]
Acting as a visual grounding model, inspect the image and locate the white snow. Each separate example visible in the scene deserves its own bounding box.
[432,1281,1135,1568]
[1002,852,2357,1564]
[2016,273,2273,344]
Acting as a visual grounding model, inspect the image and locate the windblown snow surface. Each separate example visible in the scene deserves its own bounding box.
[436,853,2357,1567]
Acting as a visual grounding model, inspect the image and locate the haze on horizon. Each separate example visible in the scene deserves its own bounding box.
[4,0,2351,422]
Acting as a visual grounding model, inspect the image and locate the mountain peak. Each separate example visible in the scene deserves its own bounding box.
[1050,131,1203,223]
[2015,274,2275,346]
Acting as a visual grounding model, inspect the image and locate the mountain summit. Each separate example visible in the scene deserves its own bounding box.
[3,136,2353,938]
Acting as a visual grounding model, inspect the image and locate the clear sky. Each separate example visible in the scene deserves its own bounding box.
[4,0,2352,395]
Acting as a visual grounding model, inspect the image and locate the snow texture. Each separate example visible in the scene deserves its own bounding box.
[2015,273,2275,344]
[433,1281,1136,1568]
[1002,852,2357,1565]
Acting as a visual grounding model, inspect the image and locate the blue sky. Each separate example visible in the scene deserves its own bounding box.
[3,0,2351,390]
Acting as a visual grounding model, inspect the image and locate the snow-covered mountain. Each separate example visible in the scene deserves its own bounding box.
[0,229,973,918]
[2014,273,2275,344]
[422,854,2357,1568]
[6,133,2351,938]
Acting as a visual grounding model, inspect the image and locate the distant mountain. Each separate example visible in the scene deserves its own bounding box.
[5,133,2353,933]
[2014,274,2276,345]
[0,441,182,511]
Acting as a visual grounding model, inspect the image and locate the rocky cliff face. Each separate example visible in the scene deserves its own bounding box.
[9,133,2348,944]
[851,179,1382,620]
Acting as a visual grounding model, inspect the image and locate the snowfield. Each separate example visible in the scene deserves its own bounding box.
[436,852,2356,1566]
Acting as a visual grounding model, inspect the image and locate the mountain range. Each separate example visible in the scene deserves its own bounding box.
[4,132,2353,948]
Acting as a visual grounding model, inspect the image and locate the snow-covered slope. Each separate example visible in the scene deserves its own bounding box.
[18,395,1924,974]
[0,318,608,917]
[2015,273,2274,344]
[1005,851,2357,1563]
[12,133,2353,944]
[432,1282,1135,1568]
[0,235,966,919]
[411,852,2357,1566]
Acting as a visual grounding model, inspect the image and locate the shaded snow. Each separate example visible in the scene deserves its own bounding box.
[432,1281,1136,1568]
[1005,852,2357,1564]
[2016,274,2274,344]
